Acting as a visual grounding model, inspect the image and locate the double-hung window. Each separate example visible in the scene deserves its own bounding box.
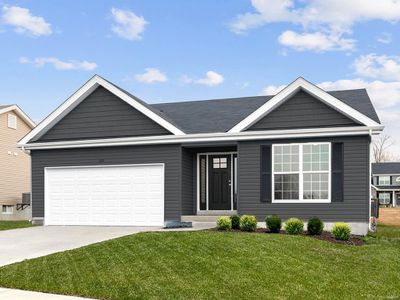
[378,176,390,186]
[272,143,330,203]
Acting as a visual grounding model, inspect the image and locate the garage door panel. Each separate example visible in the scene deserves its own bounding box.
[45,164,164,226]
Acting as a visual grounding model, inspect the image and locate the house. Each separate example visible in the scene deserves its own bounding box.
[0,105,35,220]
[372,162,400,207]
[18,76,383,235]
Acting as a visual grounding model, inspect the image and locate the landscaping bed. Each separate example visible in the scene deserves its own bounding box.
[0,221,33,231]
[208,227,365,246]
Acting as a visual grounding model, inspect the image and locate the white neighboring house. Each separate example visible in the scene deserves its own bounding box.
[0,105,35,220]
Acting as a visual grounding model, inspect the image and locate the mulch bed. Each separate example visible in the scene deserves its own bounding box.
[208,227,365,246]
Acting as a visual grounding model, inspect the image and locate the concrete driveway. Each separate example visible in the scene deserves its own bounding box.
[0,226,161,266]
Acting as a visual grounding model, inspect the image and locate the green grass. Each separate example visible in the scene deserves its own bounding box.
[0,226,399,300]
[0,221,32,231]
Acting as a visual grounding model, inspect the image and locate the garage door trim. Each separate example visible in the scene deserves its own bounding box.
[44,163,165,226]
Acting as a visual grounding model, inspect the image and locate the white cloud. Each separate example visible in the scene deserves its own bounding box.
[230,0,400,52]
[2,5,52,36]
[278,31,355,52]
[19,57,97,71]
[134,68,167,83]
[183,71,224,87]
[354,54,400,81]
[377,32,392,44]
[111,8,147,41]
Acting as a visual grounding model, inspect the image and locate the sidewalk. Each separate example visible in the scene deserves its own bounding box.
[0,288,96,300]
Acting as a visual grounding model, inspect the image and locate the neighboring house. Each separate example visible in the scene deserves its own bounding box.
[372,162,400,207]
[0,105,35,220]
[18,76,383,235]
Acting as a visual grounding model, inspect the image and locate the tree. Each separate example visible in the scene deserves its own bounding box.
[372,134,395,162]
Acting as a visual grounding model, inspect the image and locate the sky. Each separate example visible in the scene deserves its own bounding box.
[1,0,400,155]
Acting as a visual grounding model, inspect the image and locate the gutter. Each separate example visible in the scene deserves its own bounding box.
[18,125,384,150]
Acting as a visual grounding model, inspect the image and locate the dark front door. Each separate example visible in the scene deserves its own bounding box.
[208,155,231,210]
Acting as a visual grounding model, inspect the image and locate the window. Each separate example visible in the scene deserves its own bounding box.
[379,176,390,185]
[2,205,13,215]
[378,193,391,205]
[396,177,400,183]
[272,143,330,203]
[213,157,227,169]
[7,114,17,129]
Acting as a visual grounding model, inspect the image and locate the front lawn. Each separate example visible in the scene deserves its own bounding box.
[0,221,32,231]
[0,226,399,300]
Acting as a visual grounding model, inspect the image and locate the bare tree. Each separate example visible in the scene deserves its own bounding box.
[373,134,395,162]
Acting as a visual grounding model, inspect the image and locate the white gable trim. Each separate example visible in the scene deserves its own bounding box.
[19,75,185,145]
[0,105,35,128]
[228,77,381,133]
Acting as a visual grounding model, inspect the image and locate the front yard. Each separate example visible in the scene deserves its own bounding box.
[0,221,32,231]
[0,225,399,299]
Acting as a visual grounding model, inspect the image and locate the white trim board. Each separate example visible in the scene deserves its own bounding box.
[19,125,383,150]
[228,77,381,133]
[0,105,35,128]
[19,75,185,145]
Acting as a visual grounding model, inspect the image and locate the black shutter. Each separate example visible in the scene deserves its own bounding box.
[260,145,272,203]
[332,142,344,202]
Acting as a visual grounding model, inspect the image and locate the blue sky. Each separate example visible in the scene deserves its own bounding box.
[1,0,400,154]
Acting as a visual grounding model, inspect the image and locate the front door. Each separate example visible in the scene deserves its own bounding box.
[208,155,231,210]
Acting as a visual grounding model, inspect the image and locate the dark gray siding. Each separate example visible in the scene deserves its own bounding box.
[31,144,182,221]
[181,148,195,215]
[238,136,370,222]
[248,91,360,131]
[37,87,170,142]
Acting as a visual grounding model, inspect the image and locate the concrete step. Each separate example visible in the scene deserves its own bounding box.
[181,215,229,222]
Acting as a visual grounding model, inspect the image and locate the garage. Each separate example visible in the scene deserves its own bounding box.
[44,164,164,226]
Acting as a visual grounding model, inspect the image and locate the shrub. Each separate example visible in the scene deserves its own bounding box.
[307,217,324,235]
[240,215,258,232]
[265,215,282,233]
[216,216,232,231]
[285,218,304,235]
[332,222,351,240]
[230,215,240,230]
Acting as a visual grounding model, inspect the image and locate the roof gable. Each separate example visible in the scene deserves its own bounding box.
[0,105,35,128]
[228,77,381,133]
[19,75,185,145]
[247,90,360,131]
[36,86,171,142]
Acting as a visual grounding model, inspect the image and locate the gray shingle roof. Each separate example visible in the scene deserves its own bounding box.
[151,89,380,134]
[372,162,400,175]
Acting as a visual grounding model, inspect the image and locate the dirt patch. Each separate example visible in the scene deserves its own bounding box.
[208,228,365,246]
[378,208,400,226]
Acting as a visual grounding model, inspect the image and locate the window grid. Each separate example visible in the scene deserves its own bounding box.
[378,176,390,186]
[272,143,331,203]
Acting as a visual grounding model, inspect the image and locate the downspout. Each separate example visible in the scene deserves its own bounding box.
[368,129,373,231]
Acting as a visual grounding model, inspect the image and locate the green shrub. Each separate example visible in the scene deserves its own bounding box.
[265,215,282,233]
[307,217,324,235]
[332,222,351,240]
[285,218,304,235]
[216,216,232,231]
[230,215,240,230]
[239,215,257,232]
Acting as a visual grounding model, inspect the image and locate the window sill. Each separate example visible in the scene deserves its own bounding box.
[272,200,331,204]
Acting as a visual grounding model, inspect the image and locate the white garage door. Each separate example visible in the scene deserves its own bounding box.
[45,164,164,226]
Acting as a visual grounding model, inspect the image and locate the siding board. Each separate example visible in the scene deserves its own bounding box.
[36,87,170,142]
[248,91,360,131]
[31,144,182,221]
[238,136,370,222]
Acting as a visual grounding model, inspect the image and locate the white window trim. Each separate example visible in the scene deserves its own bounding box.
[378,176,391,186]
[2,205,13,215]
[272,142,331,204]
[7,114,17,129]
